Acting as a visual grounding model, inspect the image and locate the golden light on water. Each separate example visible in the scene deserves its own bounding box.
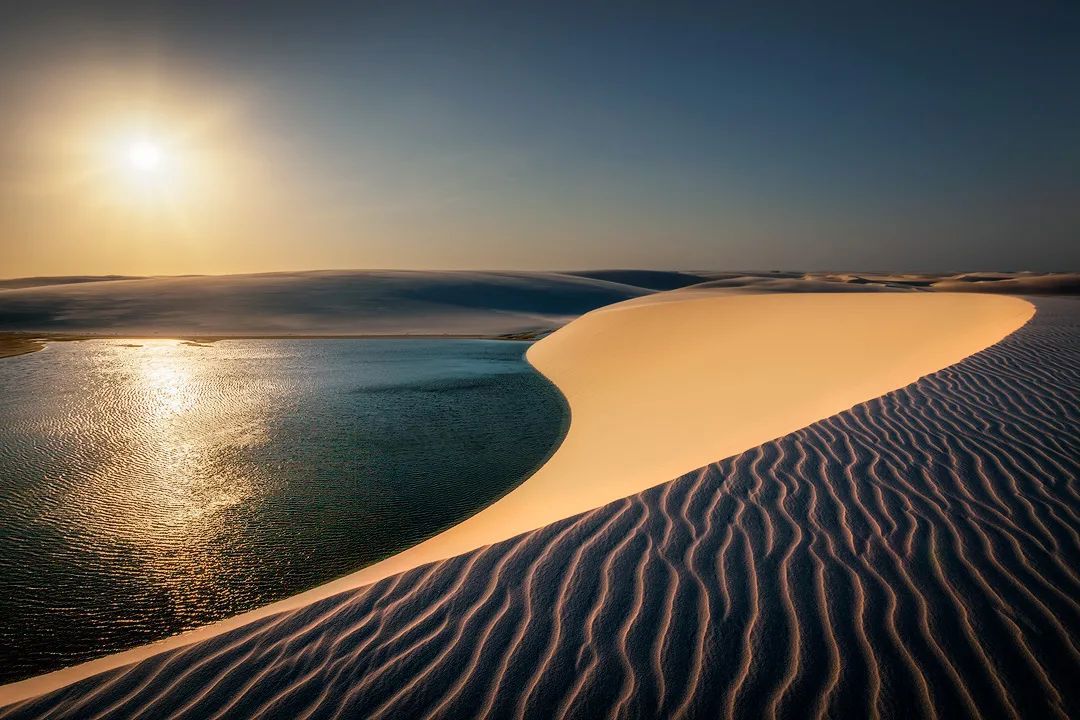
[73,341,269,552]
[138,341,196,418]
[132,342,259,531]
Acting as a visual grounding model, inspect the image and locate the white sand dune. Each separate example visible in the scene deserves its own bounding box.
[930,272,1080,294]
[0,269,1070,341]
[0,270,651,336]
[5,298,1069,719]
[339,293,1034,582]
[562,269,717,290]
[662,271,1080,295]
[0,276,143,291]
[0,291,1034,708]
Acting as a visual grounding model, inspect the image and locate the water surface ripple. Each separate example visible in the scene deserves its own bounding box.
[0,338,567,684]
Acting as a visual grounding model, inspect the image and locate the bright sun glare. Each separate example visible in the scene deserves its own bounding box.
[126,140,163,172]
[109,132,183,202]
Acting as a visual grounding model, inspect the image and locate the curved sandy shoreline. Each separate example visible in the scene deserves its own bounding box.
[0,292,1034,707]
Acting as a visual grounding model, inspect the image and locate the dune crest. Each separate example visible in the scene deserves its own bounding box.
[350,293,1033,580]
[0,291,1033,707]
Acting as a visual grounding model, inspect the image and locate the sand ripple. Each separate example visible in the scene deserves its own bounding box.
[3,298,1077,719]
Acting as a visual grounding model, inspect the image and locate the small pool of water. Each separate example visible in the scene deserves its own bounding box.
[0,338,568,683]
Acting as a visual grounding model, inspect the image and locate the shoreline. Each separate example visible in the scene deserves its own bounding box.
[0,329,554,360]
[0,292,1035,707]
[0,339,45,359]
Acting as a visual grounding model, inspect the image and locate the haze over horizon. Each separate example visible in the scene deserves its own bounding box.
[2,2,1078,277]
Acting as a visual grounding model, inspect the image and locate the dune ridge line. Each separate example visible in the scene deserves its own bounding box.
[0,291,1034,707]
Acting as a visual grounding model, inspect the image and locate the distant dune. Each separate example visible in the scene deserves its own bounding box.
[929,272,1080,294]
[563,269,717,290]
[676,271,1080,295]
[0,270,1072,341]
[0,271,651,337]
[678,277,910,293]
[0,276,144,291]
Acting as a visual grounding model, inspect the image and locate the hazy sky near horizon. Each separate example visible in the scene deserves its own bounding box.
[1,2,1078,277]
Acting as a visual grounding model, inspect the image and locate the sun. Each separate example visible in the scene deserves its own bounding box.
[109,133,181,201]
[126,139,164,172]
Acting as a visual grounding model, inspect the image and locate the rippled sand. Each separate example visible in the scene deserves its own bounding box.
[1,297,1075,718]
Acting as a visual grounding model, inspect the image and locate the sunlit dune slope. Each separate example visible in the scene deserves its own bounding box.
[348,292,1033,583]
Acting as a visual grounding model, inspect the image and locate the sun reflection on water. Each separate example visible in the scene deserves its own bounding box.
[0,335,572,682]
[76,340,272,562]
[138,344,196,418]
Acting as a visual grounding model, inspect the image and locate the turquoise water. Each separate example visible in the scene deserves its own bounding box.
[0,338,568,683]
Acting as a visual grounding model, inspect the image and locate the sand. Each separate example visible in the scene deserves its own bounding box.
[0,291,1036,709]
[3,296,1076,718]
[0,269,1070,341]
[0,270,653,337]
[0,337,44,359]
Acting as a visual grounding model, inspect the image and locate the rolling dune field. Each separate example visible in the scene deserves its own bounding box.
[1,296,1075,719]
[0,270,1074,344]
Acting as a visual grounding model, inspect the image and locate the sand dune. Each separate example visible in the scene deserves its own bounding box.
[0,270,651,336]
[0,276,143,291]
[671,271,1080,295]
[563,270,716,290]
[674,276,914,293]
[1,297,1074,719]
[930,272,1080,295]
[345,293,1033,585]
[0,269,1071,343]
[0,291,1035,709]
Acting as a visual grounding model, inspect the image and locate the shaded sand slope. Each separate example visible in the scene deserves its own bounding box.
[0,270,650,336]
[2,297,1075,718]
[0,276,143,291]
[562,270,716,290]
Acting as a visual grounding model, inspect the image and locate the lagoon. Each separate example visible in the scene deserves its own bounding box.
[0,338,567,683]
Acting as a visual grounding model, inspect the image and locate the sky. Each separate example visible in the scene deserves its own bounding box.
[1,1,1077,276]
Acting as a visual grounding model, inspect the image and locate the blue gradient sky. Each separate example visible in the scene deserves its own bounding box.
[1,2,1077,275]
